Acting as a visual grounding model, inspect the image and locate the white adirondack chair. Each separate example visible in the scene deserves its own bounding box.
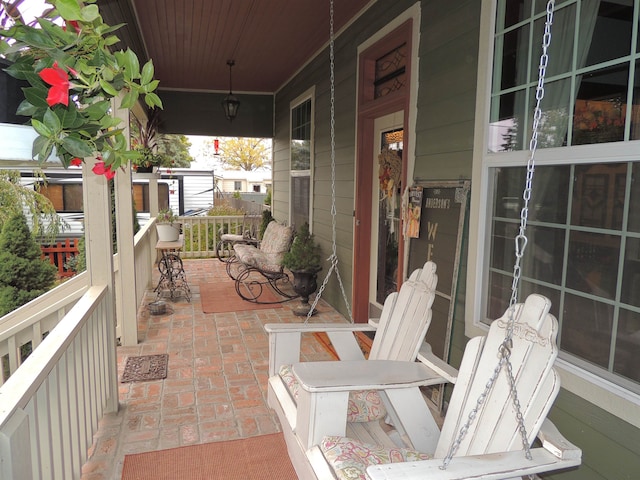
[283,293,581,480]
[265,261,440,478]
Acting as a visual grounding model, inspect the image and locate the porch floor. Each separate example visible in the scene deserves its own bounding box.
[81,258,345,479]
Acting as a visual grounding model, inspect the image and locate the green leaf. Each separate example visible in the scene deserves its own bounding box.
[99,78,118,96]
[14,27,57,49]
[37,18,74,44]
[31,119,53,138]
[81,4,100,22]
[62,136,94,158]
[54,0,84,20]
[5,60,35,80]
[141,60,155,85]
[104,35,120,46]
[115,48,140,80]
[43,108,62,133]
[23,87,50,109]
[33,135,54,162]
[53,103,78,128]
[144,92,163,109]
[83,100,111,120]
[119,90,139,109]
[141,79,159,94]
[16,100,38,117]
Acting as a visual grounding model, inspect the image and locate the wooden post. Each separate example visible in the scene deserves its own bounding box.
[113,96,139,346]
[82,157,119,413]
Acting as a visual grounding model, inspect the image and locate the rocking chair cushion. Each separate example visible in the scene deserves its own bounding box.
[279,364,387,423]
[321,435,431,480]
[233,221,294,274]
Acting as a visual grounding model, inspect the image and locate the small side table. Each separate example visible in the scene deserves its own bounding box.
[155,236,191,301]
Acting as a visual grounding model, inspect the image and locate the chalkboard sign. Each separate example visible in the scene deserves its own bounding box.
[407,181,469,405]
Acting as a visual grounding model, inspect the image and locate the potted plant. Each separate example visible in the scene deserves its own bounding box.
[131,110,166,173]
[156,208,180,242]
[281,222,322,316]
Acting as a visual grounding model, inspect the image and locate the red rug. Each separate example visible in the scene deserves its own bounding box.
[199,281,283,313]
[121,433,296,479]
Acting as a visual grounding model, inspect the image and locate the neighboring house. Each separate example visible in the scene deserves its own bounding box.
[218,169,272,194]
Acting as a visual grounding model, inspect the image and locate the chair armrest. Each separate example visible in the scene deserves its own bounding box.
[537,418,582,461]
[265,323,377,376]
[292,360,447,393]
[264,323,376,334]
[366,446,582,480]
[417,343,458,385]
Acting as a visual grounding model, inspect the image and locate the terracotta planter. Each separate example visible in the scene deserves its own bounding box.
[156,223,180,242]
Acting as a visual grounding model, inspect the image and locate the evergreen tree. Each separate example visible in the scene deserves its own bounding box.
[0,213,56,316]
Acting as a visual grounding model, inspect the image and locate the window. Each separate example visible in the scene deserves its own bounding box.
[39,183,83,212]
[234,181,242,191]
[252,185,261,193]
[290,88,314,230]
[472,0,640,409]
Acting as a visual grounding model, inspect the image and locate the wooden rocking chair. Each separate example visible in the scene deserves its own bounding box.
[273,293,581,479]
[266,261,441,478]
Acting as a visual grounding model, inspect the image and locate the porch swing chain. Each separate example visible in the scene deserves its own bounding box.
[305,0,354,322]
[440,0,555,471]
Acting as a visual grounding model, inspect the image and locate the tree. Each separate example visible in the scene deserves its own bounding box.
[0,212,56,316]
[156,134,194,168]
[0,170,64,240]
[206,137,271,171]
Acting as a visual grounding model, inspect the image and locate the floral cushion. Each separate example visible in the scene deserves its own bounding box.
[278,365,387,423]
[233,222,293,274]
[260,221,294,255]
[321,436,431,480]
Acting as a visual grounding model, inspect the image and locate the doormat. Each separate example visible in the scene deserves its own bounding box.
[121,354,169,383]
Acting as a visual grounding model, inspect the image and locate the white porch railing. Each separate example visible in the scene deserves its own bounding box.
[179,214,261,258]
[0,285,117,480]
[0,213,259,478]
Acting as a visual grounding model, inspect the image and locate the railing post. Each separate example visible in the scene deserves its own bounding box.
[82,158,119,414]
[0,409,32,480]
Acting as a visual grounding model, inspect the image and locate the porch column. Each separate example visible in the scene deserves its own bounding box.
[82,158,119,413]
[113,96,139,346]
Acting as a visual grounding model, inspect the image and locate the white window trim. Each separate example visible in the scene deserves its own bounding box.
[289,87,315,230]
[468,0,640,428]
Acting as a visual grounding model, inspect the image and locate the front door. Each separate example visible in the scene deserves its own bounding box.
[370,113,404,313]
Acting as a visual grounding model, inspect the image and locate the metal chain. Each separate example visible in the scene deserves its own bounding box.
[306,0,353,322]
[440,0,555,470]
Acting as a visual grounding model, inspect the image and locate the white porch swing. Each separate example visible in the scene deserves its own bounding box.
[267,1,582,479]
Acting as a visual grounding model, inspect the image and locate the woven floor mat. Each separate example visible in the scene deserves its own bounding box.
[121,354,169,383]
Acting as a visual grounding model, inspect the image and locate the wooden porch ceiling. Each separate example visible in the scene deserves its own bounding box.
[98,0,372,94]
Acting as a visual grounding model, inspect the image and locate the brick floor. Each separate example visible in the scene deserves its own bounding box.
[81,258,344,479]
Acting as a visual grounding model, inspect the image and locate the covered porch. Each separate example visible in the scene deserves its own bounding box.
[81,258,345,479]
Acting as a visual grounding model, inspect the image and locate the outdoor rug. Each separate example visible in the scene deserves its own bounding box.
[121,433,297,480]
[199,281,283,313]
[121,354,169,383]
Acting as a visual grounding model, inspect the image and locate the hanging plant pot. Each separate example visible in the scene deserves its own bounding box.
[156,223,180,242]
[135,165,158,173]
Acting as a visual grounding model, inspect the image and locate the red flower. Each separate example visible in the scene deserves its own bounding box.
[92,160,116,179]
[64,20,81,33]
[70,157,82,167]
[39,62,70,107]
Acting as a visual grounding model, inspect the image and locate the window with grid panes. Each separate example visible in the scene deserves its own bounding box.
[290,94,313,230]
[485,0,640,391]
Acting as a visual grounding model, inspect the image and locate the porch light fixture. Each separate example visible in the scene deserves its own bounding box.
[221,60,240,122]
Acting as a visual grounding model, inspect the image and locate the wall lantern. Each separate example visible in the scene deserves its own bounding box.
[221,60,240,122]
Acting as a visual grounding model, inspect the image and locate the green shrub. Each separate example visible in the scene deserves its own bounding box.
[0,213,56,316]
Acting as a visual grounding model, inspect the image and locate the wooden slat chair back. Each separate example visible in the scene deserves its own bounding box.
[294,294,580,480]
[368,261,438,362]
[435,293,559,459]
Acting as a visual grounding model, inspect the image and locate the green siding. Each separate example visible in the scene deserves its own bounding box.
[272,2,640,479]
